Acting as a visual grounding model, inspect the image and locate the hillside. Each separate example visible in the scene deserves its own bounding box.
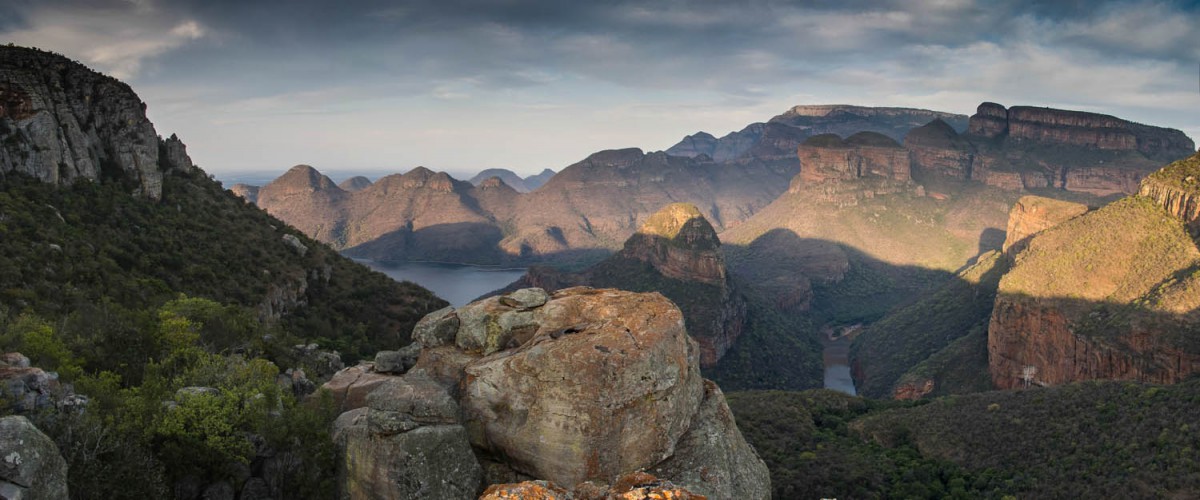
[0,45,447,499]
[729,380,1200,499]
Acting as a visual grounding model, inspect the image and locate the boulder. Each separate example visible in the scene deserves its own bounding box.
[461,288,705,487]
[334,407,482,499]
[479,481,572,500]
[0,416,68,499]
[412,306,459,348]
[365,373,459,435]
[320,364,391,413]
[454,294,541,356]
[649,380,771,499]
[372,343,421,374]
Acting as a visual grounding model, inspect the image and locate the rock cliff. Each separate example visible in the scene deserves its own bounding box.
[988,185,1200,389]
[1001,195,1090,253]
[0,46,193,200]
[0,416,69,500]
[1138,153,1200,228]
[909,102,1195,196]
[796,132,911,185]
[327,288,770,499]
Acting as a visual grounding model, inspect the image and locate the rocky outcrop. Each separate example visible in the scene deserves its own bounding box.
[0,46,193,200]
[468,169,533,192]
[333,288,768,498]
[1001,196,1089,253]
[481,473,705,500]
[332,376,483,499]
[988,194,1200,389]
[0,416,68,499]
[796,132,911,185]
[910,102,1195,196]
[1138,153,1200,227]
[620,203,725,285]
[905,118,976,180]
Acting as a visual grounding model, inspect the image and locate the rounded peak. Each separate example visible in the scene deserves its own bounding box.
[405,166,436,177]
[338,176,373,192]
[638,203,713,240]
[976,102,1008,118]
[272,164,339,191]
[905,118,963,147]
[845,131,902,148]
[802,133,847,148]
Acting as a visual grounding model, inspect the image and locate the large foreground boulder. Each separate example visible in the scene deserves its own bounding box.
[333,287,769,499]
[462,287,705,487]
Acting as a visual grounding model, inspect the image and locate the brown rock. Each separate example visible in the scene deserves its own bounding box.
[461,288,705,487]
[480,481,572,500]
[795,132,910,186]
[1001,196,1089,254]
[619,203,725,286]
[319,364,391,413]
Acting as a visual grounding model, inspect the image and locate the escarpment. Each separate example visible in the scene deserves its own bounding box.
[327,287,770,499]
[910,102,1195,196]
[0,46,194,199]
[987,160,1200,389]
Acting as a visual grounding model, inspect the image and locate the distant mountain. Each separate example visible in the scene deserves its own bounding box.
[667,104,968,162]
[466,168,557,193]
[337,175,373,192]
[523,168,556,190]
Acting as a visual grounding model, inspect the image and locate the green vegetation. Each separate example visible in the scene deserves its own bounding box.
[707,284,824,391]
[1143,152,1200,194]
[730,379,1200,499]
[850,252,1006,398]
[0,168,446,498]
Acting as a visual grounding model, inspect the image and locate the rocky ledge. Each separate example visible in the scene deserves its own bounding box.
[325,287,769,499]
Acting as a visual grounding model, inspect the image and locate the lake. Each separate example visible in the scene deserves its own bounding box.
[822,333,858,396]
[360,261,527,307]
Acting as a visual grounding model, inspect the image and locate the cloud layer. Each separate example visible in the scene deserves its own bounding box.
[2,0,1197,176]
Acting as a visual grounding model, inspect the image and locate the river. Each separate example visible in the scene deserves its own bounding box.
[822,328,858,396]
[359,261,527,307]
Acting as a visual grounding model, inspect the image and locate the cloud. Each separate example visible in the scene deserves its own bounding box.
[3,1,207,79]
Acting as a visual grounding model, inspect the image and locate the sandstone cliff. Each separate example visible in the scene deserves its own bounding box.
[0,46,193,199]
[796,132,911,185]
[988,178,1200,389]
[1001,195,1090,253]
[328,288,770,499]
[1138,153,1200,228]
[911,102,1195,196]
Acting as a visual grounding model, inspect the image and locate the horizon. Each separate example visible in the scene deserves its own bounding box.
[2,0,1199,177]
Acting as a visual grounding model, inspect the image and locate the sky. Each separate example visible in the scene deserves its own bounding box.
[2,0,1199,179]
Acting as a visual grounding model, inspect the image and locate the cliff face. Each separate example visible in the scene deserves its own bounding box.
[1001,195,1090,253]
[796,132,910,185]
[1138,153,1200,227]
[909,102,1195,196]
[620,203,725,285]
[0,46,192,199]
[987,190,1200,389]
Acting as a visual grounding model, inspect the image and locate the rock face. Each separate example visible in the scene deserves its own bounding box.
[1138,153,1200,228]
[333,288,769,498]
[1001,196,1090,253]
[988,188,1200,389]
[0,46,193,200]
[468,168,534,193]
[0,416,69,500]
[796,132,911,185]
[767,104,969,142]
[462,288,705,487]
[621,203,725,285]
[908,102,1195,196]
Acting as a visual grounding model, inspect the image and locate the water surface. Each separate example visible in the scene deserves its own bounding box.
[361,261,526,307]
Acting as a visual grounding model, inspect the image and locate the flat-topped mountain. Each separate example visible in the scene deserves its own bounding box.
[908,102,1196,195]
